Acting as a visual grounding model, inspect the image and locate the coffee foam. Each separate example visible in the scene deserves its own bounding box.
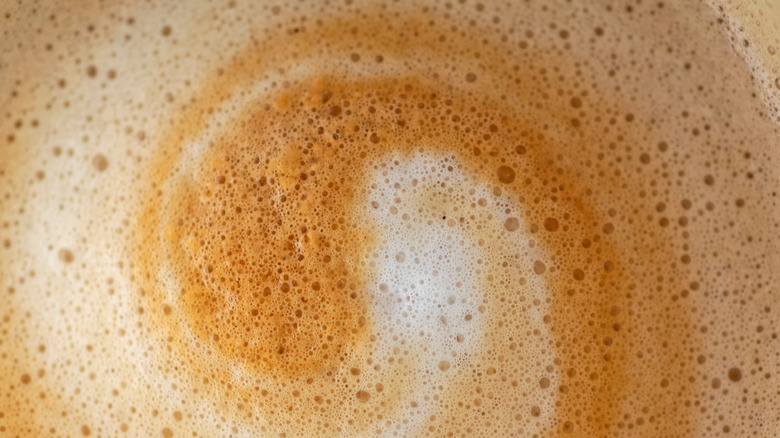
[133,71,564,435]
[704,0,780,121]
[1,0,780,437]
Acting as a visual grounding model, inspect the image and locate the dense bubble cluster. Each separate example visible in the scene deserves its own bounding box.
[1,0,779,437]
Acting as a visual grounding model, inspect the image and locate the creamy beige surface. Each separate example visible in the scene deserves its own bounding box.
[704,0,780,119]
[1,0,779,437]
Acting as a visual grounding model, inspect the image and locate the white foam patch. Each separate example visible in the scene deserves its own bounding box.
[359,152,558,433]
[365,154,483,354]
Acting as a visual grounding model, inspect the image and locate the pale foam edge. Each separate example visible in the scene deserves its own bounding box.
[704,0,780,122]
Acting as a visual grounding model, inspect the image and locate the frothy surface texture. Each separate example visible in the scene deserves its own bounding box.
[1,0,779,437]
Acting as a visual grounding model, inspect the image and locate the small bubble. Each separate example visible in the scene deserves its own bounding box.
[728,367,742,382]
[356,390,371,403]
[465,72,477,82]
[504,217,520,232]
[58,249,74,263]
[92,154,109,171]
[438,361,451,371]
[497,165,516,184]
[543,217,559,232]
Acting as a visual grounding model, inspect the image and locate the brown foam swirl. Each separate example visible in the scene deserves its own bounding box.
[131,10,689,436]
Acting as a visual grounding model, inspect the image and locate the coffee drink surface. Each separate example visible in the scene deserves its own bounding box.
[1,0,779,436]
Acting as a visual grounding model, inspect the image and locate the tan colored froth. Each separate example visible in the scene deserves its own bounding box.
[705,0,780,120]
[1,0,779,437]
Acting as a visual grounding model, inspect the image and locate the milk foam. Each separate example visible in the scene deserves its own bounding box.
[362,152,557,432]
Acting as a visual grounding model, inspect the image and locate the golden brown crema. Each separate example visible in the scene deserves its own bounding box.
[1,0,779,437]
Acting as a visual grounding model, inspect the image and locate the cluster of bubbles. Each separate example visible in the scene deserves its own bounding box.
[0,0,779,437]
